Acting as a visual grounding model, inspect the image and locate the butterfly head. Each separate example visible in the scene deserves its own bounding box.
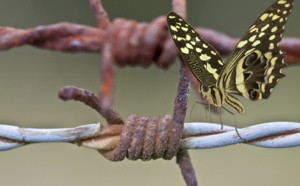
[199,84,224,108]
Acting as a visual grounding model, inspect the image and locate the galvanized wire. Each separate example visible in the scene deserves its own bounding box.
[0,121,299,151]
[181,122,300,148]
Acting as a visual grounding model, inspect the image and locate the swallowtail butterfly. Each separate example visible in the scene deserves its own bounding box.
[167,0,293,114]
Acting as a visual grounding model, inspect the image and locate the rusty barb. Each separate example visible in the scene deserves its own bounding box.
[58,85,185,161]
[94,115,174,161]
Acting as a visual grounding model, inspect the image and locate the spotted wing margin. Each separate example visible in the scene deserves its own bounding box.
[218,0,293,100]
[167,12,224,86]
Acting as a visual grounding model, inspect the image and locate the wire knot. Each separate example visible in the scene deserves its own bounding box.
[99,115,179,161]
[106,16,178,68]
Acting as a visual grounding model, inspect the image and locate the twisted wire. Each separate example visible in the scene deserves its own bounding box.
[1,121,300,155]
[1,14,300,68]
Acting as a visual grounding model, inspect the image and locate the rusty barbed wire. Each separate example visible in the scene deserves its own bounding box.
[1,22,300,65]
[172,65,197,186]
[58,86,123,125]
[167,0,197,183]
[0,15,177,68]
[1,8,300,67]
[57,84,188,161]
[97,115,173,161]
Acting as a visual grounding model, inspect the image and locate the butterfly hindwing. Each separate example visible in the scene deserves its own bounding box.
[167,12,224,86]
[219,0,293,101]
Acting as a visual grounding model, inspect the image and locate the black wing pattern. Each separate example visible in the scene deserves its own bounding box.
[167,12,224,86]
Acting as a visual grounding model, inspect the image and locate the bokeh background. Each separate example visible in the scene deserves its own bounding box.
[0,0,299,186]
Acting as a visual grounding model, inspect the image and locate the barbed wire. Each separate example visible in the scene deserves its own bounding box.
[1,121,299,152]
[1,0,300,185]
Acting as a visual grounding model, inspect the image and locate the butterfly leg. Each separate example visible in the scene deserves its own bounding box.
[191,101,206,121]
[208,103,212,123]
[217,106,223,130]
[231,113,245,140]
[221,106,245,140]
[221,106,234,115]
[203,102,210,122]
[189,101,198,122]
[233,120,245,140]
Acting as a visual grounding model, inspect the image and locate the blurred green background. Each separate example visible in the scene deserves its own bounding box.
[0,0,299,186]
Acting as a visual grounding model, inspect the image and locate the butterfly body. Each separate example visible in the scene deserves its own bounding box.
[167,0,293,114]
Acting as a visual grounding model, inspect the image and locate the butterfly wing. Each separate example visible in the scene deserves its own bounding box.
[218,0,293,101]
[167,12,224,86]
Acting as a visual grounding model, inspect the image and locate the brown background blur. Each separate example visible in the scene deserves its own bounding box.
[0,0,299,186]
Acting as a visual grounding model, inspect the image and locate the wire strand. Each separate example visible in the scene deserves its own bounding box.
[1,121,299,151]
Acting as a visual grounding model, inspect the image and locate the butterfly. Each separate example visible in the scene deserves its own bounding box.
[167,0,293,114]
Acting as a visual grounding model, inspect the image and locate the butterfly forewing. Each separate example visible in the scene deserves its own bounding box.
[219,0,293,101]
[167,12,224,86]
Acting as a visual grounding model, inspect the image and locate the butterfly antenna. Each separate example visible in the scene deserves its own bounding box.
[189,101,197,122]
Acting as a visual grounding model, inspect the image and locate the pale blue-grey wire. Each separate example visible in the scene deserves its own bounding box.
[0,121,299,151]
